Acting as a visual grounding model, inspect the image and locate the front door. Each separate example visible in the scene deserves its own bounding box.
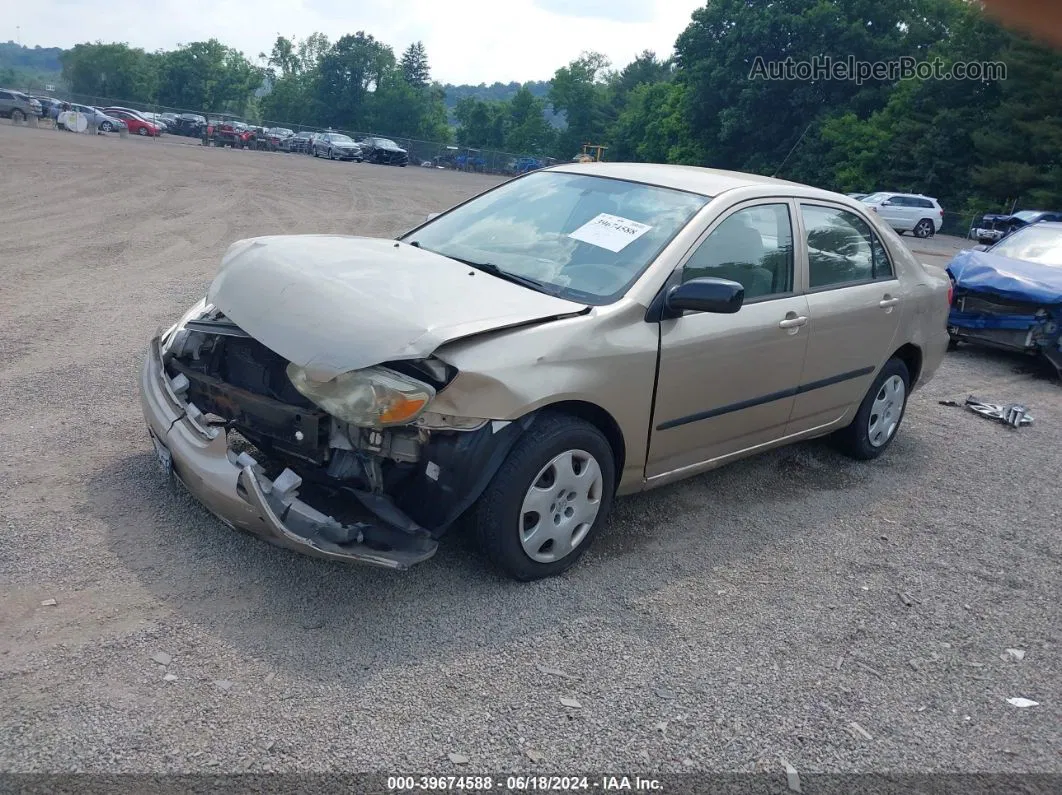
[647,201,811,479]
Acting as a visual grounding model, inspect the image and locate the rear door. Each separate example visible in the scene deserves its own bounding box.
[786,202,904,435]
[877,195,910,231]
[647,200,811,478]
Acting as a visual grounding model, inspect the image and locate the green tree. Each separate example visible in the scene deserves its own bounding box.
[156,40,262,112]
[59,42,158,101]
[400,41,431,87]
[549,51,612,157]
[317,32,394,128]
[454,97,507,148]
[505,86,554,153]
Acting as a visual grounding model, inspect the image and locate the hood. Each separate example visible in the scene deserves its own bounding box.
[947,248,1062,305]
[207,235,588,381]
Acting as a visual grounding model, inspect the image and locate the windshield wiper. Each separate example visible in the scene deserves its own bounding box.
[444,255,562,296]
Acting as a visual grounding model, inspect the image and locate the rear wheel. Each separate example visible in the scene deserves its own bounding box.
[914,219,934,238]
[11,109,25,123]
[137,126,147,136]
[474,412,615,581]
[832,358,910,460]
[100,121,113,132]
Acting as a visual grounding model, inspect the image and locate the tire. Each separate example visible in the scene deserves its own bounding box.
[100,121,113,132]
[11,109,25,123]
[329,148,335,160]
[914,219,934,238]
[832,357,910,461]
[137,127,147,136]
[313,147,319,157]
[474,412,615,581]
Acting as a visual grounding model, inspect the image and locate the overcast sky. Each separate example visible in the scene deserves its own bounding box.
[5,0,706,84]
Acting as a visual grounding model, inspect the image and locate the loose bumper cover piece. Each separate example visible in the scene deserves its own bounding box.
[939,396,1035,429]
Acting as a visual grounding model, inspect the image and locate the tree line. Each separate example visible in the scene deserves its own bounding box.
[39,0,1062,213]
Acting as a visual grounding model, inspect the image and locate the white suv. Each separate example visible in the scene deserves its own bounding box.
[860,192,944,238]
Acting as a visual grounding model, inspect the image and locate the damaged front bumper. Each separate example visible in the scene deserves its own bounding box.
[138,336,438,569]
[948,292,1062,374]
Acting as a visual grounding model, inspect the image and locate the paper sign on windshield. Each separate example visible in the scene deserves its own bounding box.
[568,213,653,253]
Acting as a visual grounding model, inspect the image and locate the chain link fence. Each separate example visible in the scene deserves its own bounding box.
[16,88,556,176]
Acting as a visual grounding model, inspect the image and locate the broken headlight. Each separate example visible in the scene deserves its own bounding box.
[286,364,435,429]
[160,298,210,356]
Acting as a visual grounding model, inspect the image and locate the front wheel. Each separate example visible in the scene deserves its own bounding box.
[11,109,25,123]
[914,219,934,238]
[100,121,113,132]
[474,413,615,581]
[832,358,910,460]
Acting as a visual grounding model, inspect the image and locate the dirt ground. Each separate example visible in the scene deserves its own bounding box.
[1,121,1059,778]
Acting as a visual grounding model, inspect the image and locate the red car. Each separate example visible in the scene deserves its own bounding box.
[102,107,160,136]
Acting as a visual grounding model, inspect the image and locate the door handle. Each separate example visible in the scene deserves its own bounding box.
[879,296,900,309]
[778,315,808,330]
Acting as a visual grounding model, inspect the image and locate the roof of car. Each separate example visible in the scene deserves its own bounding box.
[549,162,821,197]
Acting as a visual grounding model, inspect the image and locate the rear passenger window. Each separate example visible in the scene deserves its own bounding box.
[801,205,894,289]
[682,203,794,301]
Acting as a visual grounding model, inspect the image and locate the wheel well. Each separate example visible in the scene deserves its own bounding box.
[892,343,923,387]
[539,400,626,486]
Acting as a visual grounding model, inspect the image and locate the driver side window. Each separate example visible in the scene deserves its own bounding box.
[681,204,794,301]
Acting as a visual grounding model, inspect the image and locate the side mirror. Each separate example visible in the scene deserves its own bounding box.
[881,200,893,206]
[665,277,744,316]
[425,212,441,222]
[971,244,989,252]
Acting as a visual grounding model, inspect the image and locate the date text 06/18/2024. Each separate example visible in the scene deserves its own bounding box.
[387,776,664,791]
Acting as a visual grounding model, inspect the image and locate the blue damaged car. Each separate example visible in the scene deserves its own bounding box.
[947,221,1062,376]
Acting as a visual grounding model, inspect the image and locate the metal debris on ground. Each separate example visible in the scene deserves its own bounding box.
[1006,697,1039,708]
[1004,648,1027,662]
[39,599,58,607]
[447,752,469,765]
[848,721,874,740]
[559,697,583,709]
[939,396,1034,428]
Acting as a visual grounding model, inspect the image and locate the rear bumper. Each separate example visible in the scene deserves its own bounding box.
[138,336,437,569]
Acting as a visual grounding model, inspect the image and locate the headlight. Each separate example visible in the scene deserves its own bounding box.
[286,364,435,428]
[160,298,210,355]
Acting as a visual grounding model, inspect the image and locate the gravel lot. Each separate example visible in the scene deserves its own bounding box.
[1,121,1059,777]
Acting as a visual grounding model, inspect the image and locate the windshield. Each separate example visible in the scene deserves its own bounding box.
[1012,210,1041,222]
[991,225,1062,266]
[329,134,354,143]
[403,171,709,303]
[861,193,890,203]
[378,139,399,147]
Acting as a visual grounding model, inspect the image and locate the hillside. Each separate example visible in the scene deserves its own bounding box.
[0,41,63,89]
[441,79,564,127]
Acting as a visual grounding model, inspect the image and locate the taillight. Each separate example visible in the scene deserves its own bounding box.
[947,280,955,306]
